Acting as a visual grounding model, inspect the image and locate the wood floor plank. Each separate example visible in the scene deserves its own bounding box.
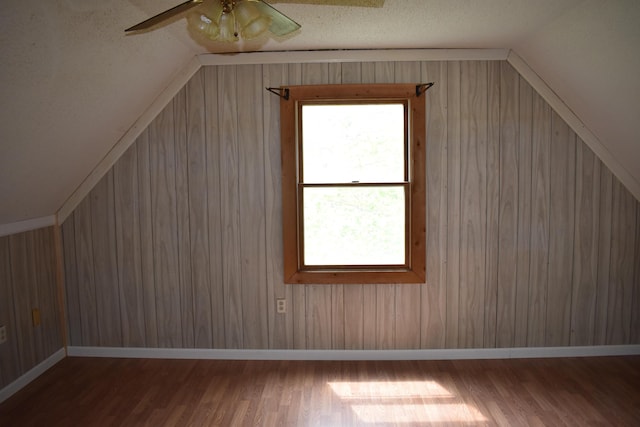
[2,356,639,426]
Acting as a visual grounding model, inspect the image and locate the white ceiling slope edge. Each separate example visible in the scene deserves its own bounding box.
[1,0,638,233]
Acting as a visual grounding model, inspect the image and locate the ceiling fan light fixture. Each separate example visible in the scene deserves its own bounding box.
[218,11,239,42]
[125,0,300,43]
[187,12,220,40]
[235,1,272,39]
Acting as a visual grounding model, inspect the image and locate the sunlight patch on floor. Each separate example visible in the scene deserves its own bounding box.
[328,381,488,424]
[329,381,453,399]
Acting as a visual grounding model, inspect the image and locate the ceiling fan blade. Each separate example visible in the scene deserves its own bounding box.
[253,0,301,37]
[125,0,204,32]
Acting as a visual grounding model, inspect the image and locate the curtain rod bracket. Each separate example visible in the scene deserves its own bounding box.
[266,87,290,100]
[416,82,434,97]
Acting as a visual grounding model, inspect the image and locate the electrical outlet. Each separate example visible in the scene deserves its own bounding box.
[32,308,41,327]
[276,298,286,314]
[0,325,7,344]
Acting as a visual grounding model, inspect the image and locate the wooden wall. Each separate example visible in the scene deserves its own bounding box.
[0,226,63,388]
[61,60,640,350]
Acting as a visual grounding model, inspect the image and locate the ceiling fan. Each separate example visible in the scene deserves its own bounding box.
[125,0,302,42]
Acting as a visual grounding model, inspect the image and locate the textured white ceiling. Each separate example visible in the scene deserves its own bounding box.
[1,0,638,226]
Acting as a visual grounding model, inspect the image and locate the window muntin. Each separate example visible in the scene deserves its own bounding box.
[280,84,426,284]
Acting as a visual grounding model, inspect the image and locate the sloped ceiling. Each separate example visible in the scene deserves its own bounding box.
[1,0,638,227]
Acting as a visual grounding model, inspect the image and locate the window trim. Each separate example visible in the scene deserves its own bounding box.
[280,84,426,284]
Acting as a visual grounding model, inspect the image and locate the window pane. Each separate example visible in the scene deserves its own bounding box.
[303,186,406,266]
[301,104,405,183]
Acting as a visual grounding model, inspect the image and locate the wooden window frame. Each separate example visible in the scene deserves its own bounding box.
[281,84,426,284]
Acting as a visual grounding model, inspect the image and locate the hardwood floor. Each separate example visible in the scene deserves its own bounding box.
[1,356,639,426]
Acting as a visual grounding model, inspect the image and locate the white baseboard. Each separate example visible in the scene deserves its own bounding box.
[0,348,66,404]
[67,345,640,361]
[1,346,636,404]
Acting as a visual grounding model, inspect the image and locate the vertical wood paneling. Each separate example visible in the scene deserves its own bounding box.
[422,60,448,349]
[594,166,613,345]
[137,128,159,347]
[204,66,225,348]
[445,61,462,348]
[458,61,488,348]
[342,284,363,349]
[27,231,46,362]
[527,92,551,347]
[236,64,268,349]
[331,286,345,350]
[496,61,519,348]
[570,142,600,345]
[514,75,533,347]
[218,65,244,348]
[113,145,146,347]
[484,61,500,348]
[186,70,213,349]
[61,217,81,346]
[306,286,332,349]
[174,87,195,348]
[546,113,576,346]
[33,227,60,357]
[0,236,20,387]
[1,228,61,389]
[90,171,122,346]
[149,98,182,348]
[9,233,41,369]
[606,180,636,344]
[74,197,99,346]
[59,59,640,354]
[263,63,292,349]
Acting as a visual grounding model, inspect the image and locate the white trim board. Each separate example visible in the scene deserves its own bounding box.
[507,50,640,203]
[0,215,56,237]
[197,48,509,66]
[67,345,640,361]
[0,348,65,404]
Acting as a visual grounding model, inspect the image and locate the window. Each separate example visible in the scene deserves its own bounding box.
[280,84,426,284]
